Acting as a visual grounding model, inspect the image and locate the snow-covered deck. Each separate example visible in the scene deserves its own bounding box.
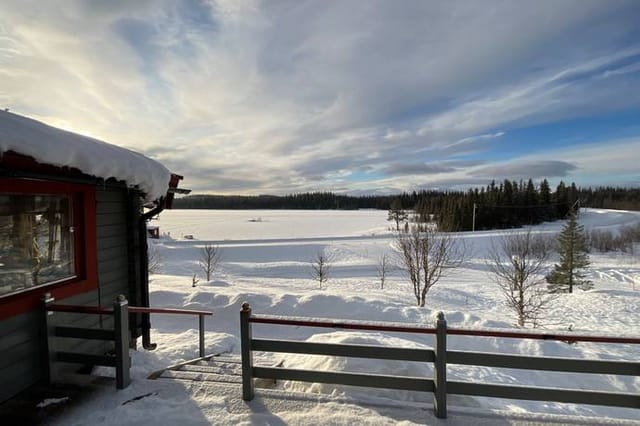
[46,372,638,425]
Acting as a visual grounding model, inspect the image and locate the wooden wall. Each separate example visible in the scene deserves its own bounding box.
[0,186,141,402]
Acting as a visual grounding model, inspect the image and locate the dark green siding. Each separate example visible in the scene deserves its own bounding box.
[0,186,141,402]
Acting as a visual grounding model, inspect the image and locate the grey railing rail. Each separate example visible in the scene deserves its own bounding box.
[43,294,131,389]
[239,303,640,419]
[43,295,213,390]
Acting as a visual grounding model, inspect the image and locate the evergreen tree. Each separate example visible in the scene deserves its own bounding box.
[546,212,592,293]
[539,179,552,221]
[387,197,408,231]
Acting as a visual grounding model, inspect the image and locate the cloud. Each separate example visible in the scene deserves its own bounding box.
[1,1,639,194]
[471,160,577,180]
[384,163,457,176]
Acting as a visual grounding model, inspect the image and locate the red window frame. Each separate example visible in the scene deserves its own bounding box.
[0,178,97,319]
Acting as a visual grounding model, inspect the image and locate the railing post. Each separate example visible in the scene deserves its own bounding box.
[240,302,254,401]
[114,295,131,389]
[41,293,55,385]
[199,314,206,358]
[434,311,447,419]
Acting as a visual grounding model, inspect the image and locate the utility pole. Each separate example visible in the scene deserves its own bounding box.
[472,203,477,232]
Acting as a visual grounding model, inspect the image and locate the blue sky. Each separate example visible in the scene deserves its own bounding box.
[1,0,639,194]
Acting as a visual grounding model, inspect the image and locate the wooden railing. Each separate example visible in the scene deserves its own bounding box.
[43,294,212,390]
[239,303,640,419]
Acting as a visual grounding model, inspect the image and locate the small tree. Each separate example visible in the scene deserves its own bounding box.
[546,213,591,293]
[376,253,393,289]
[311,249,332,289]
[487,231,554,327]
[387,198,408,231]
[395,224,464,307]
[148,244,163,275]
[199,244,222,282]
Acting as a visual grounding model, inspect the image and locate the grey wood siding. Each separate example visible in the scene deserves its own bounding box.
[0,185,142,402]
[0,310,41,402]
[96,187,131,307]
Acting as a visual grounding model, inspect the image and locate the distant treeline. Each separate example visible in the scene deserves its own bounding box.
[173,182,640,231]
[416,179,570,231]
[173,192,393,210]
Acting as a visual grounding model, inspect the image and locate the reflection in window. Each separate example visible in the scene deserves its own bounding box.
[0,194,75,296]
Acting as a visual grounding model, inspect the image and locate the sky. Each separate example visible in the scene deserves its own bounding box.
[1,0,640,195]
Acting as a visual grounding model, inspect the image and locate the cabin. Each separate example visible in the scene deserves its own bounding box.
[0,110,185,402]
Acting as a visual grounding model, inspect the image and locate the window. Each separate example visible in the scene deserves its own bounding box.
[0,178,97,317]
[0,194,76,296]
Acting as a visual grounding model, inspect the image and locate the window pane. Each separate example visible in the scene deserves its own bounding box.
[0,194,75,296]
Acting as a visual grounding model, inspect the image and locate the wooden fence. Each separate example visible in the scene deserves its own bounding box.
[43,294,212,389]
[239,302,639,418]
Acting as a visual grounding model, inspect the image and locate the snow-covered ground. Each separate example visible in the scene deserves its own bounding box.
[55,209,640,424]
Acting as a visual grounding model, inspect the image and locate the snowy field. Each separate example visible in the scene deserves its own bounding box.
[56,209,640,425]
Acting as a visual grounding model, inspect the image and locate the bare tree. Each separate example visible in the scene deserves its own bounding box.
[311,249,332,289]
[148,244,163,275]
[191,274,200,288]
[376,253,393,289]
[199,244,222,282]
[395,224,465,307]
[487,230,554,328]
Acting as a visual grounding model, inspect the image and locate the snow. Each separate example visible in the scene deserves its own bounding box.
[54,208,640,424]
[0,111,171,201]
[36,397,70,408]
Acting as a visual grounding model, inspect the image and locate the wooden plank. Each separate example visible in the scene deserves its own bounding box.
[0,322,39,352]
[96,190,126,203]
[99,279,129,298]
[98,267,129,287]
[447,328,640,345]
[0,355,40,402]
[254,367,434,392]
[160,370,243,384]
[180,364,242,375]
[129,307,212,316]
[0,310,39,338]
[97,223,128,239]
[54,326,114,341]
[98,256,128,274]
[448,350,640,376]
[98,236,127,251]
[0,340,37,370]
[96,213,125,227]
[97,246,128,263]
[447,381,640,409]
[53,332,110,356]
[96,202,126,214]
[56,290,100,306]
[209,356,242,364]
[250,315,437,335]
[252,339,435,362]
[56,352,116,367]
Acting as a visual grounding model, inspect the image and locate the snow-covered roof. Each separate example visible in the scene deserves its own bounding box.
[0,110,172,202]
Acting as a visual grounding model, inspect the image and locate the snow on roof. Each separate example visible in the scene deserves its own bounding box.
[0,110,172,202]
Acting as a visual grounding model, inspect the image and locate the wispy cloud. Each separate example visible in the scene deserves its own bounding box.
[1,1,639,194]
[471,160,577,180]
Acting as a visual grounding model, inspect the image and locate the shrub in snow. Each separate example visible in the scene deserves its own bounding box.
[310,249,332,289]
[395,224,465,307]
[199,244,222,281]
[486,230,554,328]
